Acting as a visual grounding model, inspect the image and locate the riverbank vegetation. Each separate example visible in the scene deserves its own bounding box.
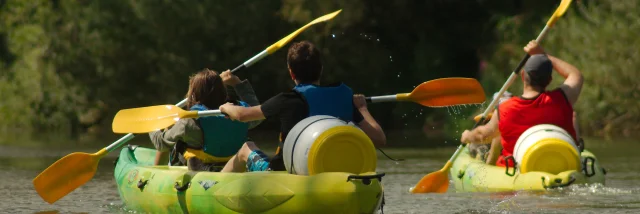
[1,0,637,145]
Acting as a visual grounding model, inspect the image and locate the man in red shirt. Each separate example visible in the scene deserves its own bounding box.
[461,40,584,167]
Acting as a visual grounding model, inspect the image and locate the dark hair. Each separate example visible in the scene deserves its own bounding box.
[185,68,227,109]
[287,41,322,83]
[523,71,552,90]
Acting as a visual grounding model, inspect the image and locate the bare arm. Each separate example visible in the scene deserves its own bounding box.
[354,94,386,146]
[358,108,387,146]
[220,104,266,122]
[461,109,500,144]
[523,41,583,106]
[221,70,264,129]
[548,55,584,106]
[231,80,263,129]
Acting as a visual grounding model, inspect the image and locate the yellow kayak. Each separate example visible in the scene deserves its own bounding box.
[450,147,606,192]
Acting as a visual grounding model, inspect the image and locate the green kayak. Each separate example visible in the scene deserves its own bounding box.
[114,145,385,213]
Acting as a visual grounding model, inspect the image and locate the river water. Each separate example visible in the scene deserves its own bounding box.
[1,137,638,213]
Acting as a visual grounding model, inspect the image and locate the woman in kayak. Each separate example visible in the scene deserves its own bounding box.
[149,68,262,171]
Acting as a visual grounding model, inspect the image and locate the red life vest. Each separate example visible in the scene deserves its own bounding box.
[496,89,577,167]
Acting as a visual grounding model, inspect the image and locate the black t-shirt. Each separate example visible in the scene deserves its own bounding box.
[260,88,364,171]
[261,91,364,139]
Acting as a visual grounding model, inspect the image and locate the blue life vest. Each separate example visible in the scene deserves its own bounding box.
[190,103,249,158]
[293,83,354,122]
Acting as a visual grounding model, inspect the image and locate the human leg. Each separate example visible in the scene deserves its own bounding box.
[221,141,270,172]
[486,137,502,165]
[573,111,585,152]
[154,151,165,165]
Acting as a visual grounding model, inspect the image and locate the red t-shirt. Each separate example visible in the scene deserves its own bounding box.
[496,89,577,167]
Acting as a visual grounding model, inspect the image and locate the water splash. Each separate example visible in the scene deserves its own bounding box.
[557,183,636,196]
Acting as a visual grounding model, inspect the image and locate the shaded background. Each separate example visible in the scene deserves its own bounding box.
[1,0,638,147]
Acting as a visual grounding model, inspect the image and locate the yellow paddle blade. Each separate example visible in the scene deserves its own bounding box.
[112,105,195,134]
[33,149,107,204]
[410,162,452,194]
[398,78,486,107]
[266,9,342,54]
[547,0,573,26]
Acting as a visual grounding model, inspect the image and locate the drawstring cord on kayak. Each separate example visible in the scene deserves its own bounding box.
[377,148,405,162]
[504,156,517,176]
[379,192,385,214]
[582,157,596,177]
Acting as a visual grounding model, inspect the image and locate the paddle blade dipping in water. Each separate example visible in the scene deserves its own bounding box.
[33,149,107,204]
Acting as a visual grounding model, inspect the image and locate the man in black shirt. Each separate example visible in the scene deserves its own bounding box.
[220,41,386,172]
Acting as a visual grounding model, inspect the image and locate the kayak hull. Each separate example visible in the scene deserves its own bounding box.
[450,147,605,192]
[114,145,384,214]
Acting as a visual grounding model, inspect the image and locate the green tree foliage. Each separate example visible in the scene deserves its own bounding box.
[1,0,637,143]
[482,0,640,138]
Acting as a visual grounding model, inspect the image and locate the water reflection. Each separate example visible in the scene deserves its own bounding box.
[0,136,637,213]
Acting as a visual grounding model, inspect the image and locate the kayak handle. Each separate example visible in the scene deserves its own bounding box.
[347,173,386,185]
[175,181,190,192]
[377,148,405,161]
[543,176,576,189]
[137,180,148,190]
[504,156,517,177]
[582,157,596,177]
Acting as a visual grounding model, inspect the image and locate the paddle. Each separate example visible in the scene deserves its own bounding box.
[410,0,573,194]
[366,78,486,107]
[111,77,488,134]
[32,10,342,204]
[112,105,223,134]
[368,77,486,162]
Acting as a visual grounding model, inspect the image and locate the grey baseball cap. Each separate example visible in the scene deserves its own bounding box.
[523,54,552,86]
